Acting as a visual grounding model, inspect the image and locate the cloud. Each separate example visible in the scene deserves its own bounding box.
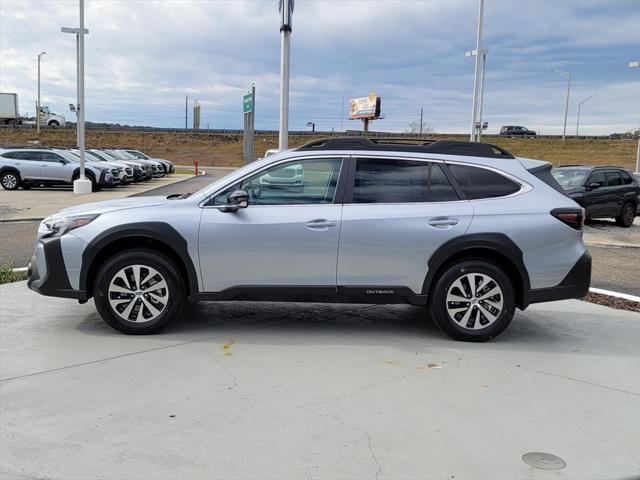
[1,0,638,134]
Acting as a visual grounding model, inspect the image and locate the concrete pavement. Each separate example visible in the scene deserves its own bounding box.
[0,174,192,222]
[1,281,638,479]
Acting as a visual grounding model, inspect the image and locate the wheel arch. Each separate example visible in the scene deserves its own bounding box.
[0,166,21,177]
[80,223,199,299]
[422,233,531,310]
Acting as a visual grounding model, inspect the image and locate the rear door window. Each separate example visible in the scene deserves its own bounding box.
[352,158,459,203]
[605,171,623,187]
[16,151,40,161]
[447,164,521,199]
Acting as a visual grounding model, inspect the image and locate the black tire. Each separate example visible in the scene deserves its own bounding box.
[1,171,21,190]
[429,259,516,342]
[615,202,635,228]
[48,121,60,128]
[94,249,185,334]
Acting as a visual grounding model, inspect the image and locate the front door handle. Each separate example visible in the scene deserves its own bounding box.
[306,219,337,230]
[428,217,459,228]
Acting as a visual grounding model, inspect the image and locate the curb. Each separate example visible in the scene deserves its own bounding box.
[0,218,45,223]
[585,241,640,249]
[589,287,640,303]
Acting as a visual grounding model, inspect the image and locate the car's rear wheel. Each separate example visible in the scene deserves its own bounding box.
[429,259,515,342]
[615,202,635,228]
[94,249,185,334]
[1,171,21,190]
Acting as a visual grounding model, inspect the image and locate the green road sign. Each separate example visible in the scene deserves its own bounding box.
[243,92,253,114]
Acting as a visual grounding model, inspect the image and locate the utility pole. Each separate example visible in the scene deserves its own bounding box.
[629,61,640,173]
[419,107,424,135]
[278,0,293,150]
[340,96,344,132]
[478,50,487,141]
[62,0,89,194]
[185,95,188,130]
[37,52,46,135]
[469,0,484,142]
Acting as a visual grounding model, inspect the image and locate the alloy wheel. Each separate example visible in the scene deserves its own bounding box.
[623,204,634,226]
[2,174,18,189]
[108,264,169,323]
[446,273,504,330]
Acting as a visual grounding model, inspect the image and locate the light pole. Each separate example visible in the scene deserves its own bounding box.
[469,0,484,142]
[575,95,595,136]
[548,68,571,141]
[466,47,488,141]
[278,0,294,150]
[629,61,640,173]
[62,0,90,194]
[37,52,46,135]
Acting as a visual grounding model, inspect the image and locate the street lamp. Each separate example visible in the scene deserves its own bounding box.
[278,0,294,150]
[629,61,640,173]
[575,95,595,136]
[37,52,46,135]
[466,48,488,141]
[548,68,571,141]
[62,0,90,195]
[469,0,485,142]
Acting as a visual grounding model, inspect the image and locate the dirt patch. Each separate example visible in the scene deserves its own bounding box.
[1,130,637,170]
[584,292,640,313]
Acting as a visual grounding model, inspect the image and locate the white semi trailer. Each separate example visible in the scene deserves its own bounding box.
[0,92,66,127]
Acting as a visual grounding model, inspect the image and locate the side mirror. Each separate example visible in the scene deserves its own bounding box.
[58,159,68,164]
[587,182,600,190]
[221,189,249,212]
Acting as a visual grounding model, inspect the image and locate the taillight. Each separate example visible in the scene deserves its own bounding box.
[550,208,584,230]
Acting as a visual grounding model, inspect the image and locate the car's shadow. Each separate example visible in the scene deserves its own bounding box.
[74,300,633,357]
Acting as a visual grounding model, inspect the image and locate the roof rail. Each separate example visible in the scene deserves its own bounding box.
[296,137,514,159]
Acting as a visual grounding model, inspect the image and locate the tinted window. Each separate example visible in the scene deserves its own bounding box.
[213,158,342,206]
[16,151,40,161]
[352,159,459,203]
[605,172,623,187]
[1,152,20,159]
[353,159,428,203]
[448,164,521,199]
[40,152,64,162]
[620,171,633,185]
[588,172,606,187]
[429,163,459,201]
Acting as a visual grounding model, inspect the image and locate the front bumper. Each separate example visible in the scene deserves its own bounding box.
[525,250,592,306]
[98,170,120,186]
[27,237,87,300]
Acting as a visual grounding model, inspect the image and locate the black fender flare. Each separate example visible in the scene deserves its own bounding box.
[80,222,199,297]
[0,166,21,178]
[421,233,531,305]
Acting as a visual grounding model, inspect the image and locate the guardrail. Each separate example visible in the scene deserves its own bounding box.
[0,123,636,140]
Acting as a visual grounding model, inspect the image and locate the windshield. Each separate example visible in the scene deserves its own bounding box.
[127,150,148,159]
[551,168,590,188]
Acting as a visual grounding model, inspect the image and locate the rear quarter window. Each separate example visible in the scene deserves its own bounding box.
[448,164,521,200]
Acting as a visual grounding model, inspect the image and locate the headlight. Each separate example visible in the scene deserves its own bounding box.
[44,214,100,238]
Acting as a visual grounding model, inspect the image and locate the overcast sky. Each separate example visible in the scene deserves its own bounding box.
[1,0,639,134]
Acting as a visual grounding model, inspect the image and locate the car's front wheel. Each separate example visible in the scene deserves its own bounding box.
[94,249,185,334]
[1,171,21,190]
[429,259,515,342]
[615,202,635,228]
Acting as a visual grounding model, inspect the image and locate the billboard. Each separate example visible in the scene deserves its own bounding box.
[348,92,381,120]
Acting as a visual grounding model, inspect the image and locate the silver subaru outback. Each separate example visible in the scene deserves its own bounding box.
[27,138,591,342]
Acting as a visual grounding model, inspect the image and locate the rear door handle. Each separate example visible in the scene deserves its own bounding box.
[428,217,459,228]
[306,219,337,230]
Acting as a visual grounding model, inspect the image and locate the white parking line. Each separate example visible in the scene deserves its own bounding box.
[589,287,640,303]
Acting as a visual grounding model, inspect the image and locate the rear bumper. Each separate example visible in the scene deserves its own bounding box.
[525,250,591,306]
[27,237,87,300]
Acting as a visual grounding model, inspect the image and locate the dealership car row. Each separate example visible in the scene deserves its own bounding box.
[0,148,174,191]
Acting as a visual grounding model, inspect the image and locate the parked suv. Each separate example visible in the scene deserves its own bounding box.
[552,165,639,227]
[499,126,537,137]
[27,138,591,342]
[0,148,120,190]
[124,149,175,174]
